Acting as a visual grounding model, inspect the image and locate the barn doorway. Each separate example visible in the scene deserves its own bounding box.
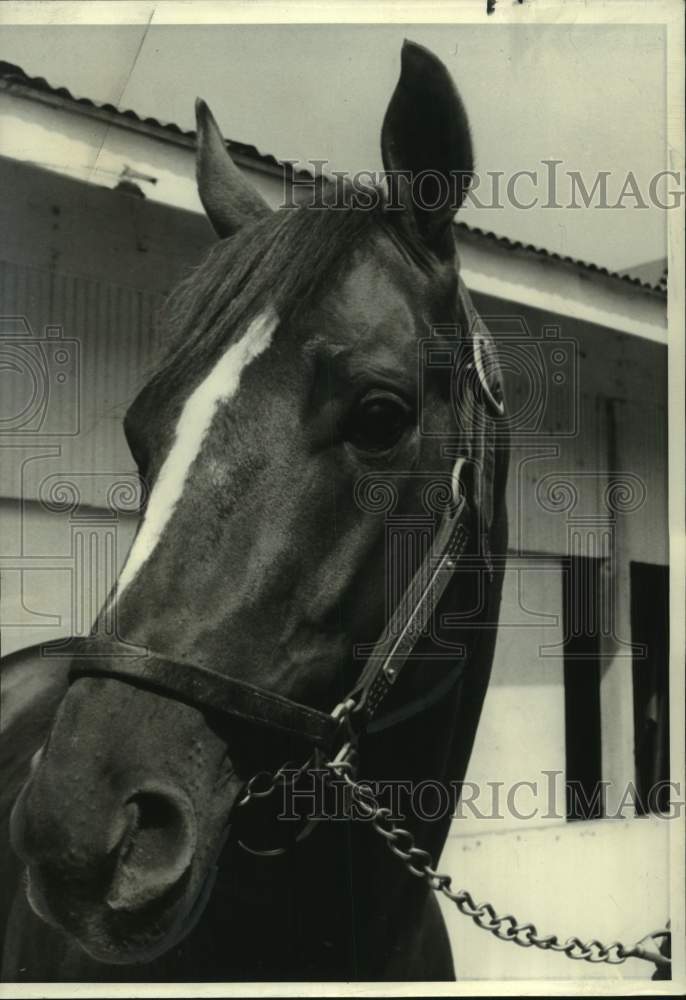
[562,555,603,820]
[630,561,670,815]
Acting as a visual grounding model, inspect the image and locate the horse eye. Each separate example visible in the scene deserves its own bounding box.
[344,392,414,454]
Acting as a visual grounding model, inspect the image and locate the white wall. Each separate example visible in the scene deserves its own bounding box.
[457,559,567,837]
[1,498,138,657]
[439,815,670,981]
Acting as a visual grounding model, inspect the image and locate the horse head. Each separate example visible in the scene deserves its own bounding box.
[10,41,506,967]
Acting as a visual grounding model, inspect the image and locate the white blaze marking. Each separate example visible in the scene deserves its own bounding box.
[114,309,278,599]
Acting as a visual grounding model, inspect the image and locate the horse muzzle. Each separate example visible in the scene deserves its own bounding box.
[8,668,240,964]
[11,755,204,959]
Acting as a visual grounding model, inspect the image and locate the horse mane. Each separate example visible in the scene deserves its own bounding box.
[152,182,433,390]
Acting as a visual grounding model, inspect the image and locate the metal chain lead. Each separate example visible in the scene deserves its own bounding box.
[235,710,670,973]
[238,754,314,809]
[325,759,671,973]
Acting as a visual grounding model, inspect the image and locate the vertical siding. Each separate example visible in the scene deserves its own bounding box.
[471,291,668,565]
[0,153,214,514]
[0,257,164,508]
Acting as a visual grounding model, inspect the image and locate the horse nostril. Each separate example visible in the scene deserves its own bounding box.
[105,785,197,913]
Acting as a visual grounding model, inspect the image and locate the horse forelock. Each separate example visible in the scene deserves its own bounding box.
[150,192,437,392]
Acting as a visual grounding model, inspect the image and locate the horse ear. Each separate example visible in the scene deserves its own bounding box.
[381,40,474,258]
[195,98,272,238]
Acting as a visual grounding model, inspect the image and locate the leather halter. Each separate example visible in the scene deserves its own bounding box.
[69,639,342,749]
[68,281,504,755]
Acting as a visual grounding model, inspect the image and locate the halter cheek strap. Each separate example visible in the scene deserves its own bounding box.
[348,459,472,730]
[456,278,505,575]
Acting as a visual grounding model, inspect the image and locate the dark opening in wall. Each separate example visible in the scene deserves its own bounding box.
[631,561,670,815]
[563,556,603,820]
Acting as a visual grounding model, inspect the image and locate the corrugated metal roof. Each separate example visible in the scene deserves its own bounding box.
[616,257,668,292]
[455,222,668,295]
[0,59,291,176]
[0,60,667,297]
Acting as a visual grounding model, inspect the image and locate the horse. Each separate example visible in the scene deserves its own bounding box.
[1,40,509,982]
